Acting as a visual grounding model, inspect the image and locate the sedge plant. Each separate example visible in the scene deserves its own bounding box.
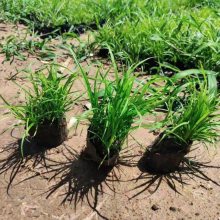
[0,65,77,155]
[161,72,219,148]
[70,48,168,160]
[0,35,52,63]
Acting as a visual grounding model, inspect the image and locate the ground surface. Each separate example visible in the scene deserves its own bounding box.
[0,23,220,220]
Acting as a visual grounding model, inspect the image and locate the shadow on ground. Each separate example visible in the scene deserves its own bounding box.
[129,155,220,199]
[0,135,138,219]
[45,145,126,220]
[0,138,52,193]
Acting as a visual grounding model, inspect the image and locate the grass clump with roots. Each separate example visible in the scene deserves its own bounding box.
[70,49,168,159]
[161,71,219,147]
[1,65,77,153]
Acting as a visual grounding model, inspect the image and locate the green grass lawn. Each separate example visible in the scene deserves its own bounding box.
[1,0,220,72]
[0,0,114,29]
[96,6,220,71]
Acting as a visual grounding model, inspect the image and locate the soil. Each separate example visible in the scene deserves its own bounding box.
[85,137,119,167]
[29,118,68,148]
[0,23,220,220]
[141,134,193,174]
[86,127,121,161]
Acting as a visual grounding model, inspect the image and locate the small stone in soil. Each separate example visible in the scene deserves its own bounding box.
[151,204,160,211]
[169,207,177,212]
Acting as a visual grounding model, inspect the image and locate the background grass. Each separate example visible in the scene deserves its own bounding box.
[1,0,220,72]
[95,2,220,72]
[1,65,77,132]
[0,0,136,31]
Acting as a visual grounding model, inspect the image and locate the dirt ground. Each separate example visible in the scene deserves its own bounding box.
[0,23,220,220]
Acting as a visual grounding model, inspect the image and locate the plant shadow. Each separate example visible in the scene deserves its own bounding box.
[0,138,51,193]
[130,155,220,199]
[45,145,123,219]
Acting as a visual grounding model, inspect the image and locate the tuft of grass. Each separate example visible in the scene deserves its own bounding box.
[1,65,78,149]
[70,48,168,159]
[0,35,55,63]
[163,72,219,146]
